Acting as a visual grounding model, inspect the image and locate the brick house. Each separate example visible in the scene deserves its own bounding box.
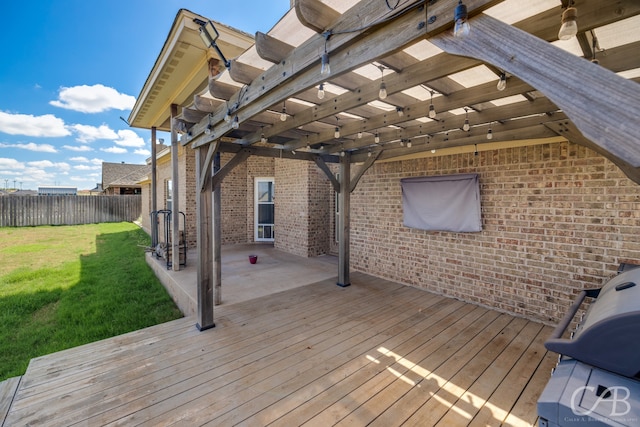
[129,4,640,329]
[101,162,149,195]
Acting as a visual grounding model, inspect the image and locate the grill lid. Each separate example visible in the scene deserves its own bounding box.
[545,267,640,379]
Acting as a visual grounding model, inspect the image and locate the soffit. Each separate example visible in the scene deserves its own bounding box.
[129,9,254,131]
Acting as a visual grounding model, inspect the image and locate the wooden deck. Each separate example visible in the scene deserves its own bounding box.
[3,273,555,426]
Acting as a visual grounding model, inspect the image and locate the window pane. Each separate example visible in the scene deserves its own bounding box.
[258,181,273,202]
[258,204,274,224]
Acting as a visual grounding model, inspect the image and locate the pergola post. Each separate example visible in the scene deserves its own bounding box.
[150,126,158,246]
[213,152,222,305]
[195,144,215,331]
[170,104,180,271]
[337,153,351,287]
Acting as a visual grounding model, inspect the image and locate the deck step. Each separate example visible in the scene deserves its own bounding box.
[0,376,21,427]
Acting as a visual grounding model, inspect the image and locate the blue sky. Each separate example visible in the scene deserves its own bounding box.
[0,0,290,191]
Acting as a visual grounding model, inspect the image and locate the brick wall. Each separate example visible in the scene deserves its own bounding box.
[220,152,248,244]
[275,159,331,257]
[350,141,640,324]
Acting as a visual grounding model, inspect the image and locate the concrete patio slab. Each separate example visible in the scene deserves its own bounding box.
[146,243,338,316]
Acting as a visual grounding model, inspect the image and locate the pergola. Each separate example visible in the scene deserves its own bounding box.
[133,0,640,330]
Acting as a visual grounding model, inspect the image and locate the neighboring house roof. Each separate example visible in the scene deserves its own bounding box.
[102,162,149,190]
[10,190,38,196]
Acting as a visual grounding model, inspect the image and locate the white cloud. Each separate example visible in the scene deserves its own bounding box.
[50,84,136,113]
[134,148,151,156]
[73,164,101,171]
[114,129,145,147]
[70,124,118,143]
[63,145,93,152]
[0,142,58,153]
[27,160,70,172]
[101,146,127,154]
[0,111,70,137]
[0,158,25,170]
[70,156,89,162]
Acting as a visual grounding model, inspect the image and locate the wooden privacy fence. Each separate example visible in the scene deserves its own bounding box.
[0,195,142,227]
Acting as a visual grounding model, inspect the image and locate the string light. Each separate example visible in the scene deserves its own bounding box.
[280,101,287,122]
[558,0,578,40]
[396,107,404,117]
[224,109,231,123]
[368,149,372,157]
[378,66,387,100]
[497,73,507,91]
[334,116,340,138]
[487,122,493,140]
[463,107,470,131]
[374,131,380,143]
[453,0,470,38]
[260,126,267,143]
[317,83,325,99]
[407,140,412,148]
[204,114,212,135]
[320,32,331,76]
[232,115,240,130]
[428,90,437,119]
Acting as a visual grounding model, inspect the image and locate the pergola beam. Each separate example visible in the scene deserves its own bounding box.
[430,14,640,166]
[188,0,502,149]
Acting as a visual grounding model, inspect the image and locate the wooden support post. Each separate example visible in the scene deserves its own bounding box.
[195,145,215,331]
[170,104,180,271]
[213,152,222,306]
[337,153,350,288]
[150,127,158,247]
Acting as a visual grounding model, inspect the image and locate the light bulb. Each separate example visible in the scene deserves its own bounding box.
[280,109,287,122]
[320,52,331,76]
[463,119,470,132]
[368,150,372,157]
[497,74,507,91]
[558,7,578,40]
[487,128,493,140]
[357,131,363,139]
[261,133,267,143]
[204,125,212,135]
[407,141,412,148]
[400,140,404,147]
[317,83,325,99]
[374,132,380,143]
[453,1,470,38]
[379,82,387,100]
[340,151,345,157]
[431,149,436,154]
[231,116,239,129]
[428,103,436,119]
[224,110,231,123]
[334,127,340,138]
[396,107,404,117]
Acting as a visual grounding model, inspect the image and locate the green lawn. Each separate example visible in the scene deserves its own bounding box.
[0,223,183,381]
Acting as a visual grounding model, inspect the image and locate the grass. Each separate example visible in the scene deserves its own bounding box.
[0,223,183,381]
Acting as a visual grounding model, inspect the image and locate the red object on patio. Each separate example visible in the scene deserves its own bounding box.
[249,255,258,264]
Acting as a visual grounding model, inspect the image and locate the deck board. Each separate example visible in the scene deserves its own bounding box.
[4,272,555,427]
